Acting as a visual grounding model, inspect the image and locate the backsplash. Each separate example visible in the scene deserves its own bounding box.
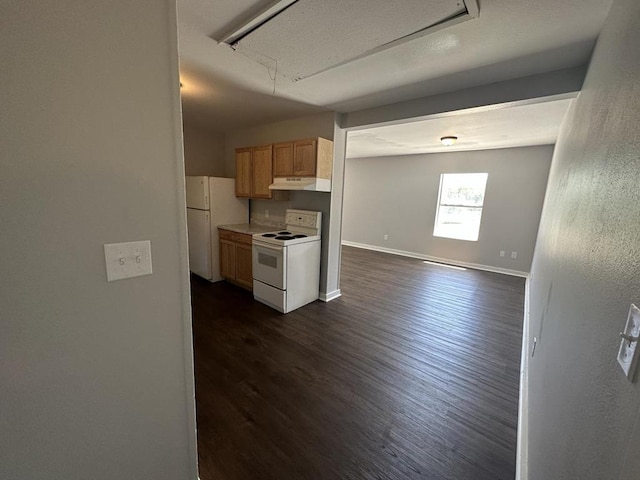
[250,192,331,234]
[250,199,290,227]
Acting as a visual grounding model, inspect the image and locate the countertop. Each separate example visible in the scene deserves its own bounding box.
[217,223,282,235]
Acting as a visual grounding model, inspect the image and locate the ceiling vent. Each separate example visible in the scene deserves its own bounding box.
[216,0,479,81]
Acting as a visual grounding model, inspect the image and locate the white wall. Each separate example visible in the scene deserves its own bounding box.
[182,121,226,176]
[0,2,197,479]
[526,0,640,478]
[224,112,339,295]
[325,119,348,299]
[343,146,553,274]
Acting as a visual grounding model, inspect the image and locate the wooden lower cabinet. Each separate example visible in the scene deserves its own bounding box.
[218,229,253,291]
[219,239,236,280]
[235,244,253,289]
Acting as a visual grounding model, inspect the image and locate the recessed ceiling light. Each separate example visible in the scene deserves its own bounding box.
[440,136,458,146]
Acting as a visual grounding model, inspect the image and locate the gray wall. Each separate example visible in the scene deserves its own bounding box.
[342,146,553,273]
[526,0,640,478]
[224,112,339,295]
[182,122,226,176]
[225,111,335,177]
[342,67,585,130]
[0,2,197,479]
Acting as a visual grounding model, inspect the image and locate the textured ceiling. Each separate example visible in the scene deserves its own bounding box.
[346,98,573,158]
[235,0,467,80]
[179,63,328,132]
[177,0,613,131]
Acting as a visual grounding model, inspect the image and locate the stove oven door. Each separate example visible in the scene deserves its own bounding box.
[252,241,287,290]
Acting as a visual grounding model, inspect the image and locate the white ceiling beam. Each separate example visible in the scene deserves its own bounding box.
[217,0,298,46]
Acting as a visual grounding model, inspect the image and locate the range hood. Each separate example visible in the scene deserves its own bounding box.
[269,177,331,192]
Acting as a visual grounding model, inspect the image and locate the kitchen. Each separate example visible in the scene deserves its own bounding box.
[185,136,333,313]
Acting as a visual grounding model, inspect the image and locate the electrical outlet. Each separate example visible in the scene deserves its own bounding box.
[511,251,518,259]
[618,304,640,380]
[500,250,505,257]
[265,209,270,218]
[383,234,389,240]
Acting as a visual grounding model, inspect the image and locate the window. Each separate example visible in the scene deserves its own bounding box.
[433,173,488,241]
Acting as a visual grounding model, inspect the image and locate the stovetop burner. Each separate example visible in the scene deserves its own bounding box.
[256,231,314,244]
[253,212,321,246]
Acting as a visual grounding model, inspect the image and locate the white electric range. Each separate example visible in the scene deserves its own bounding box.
[252,209,322,313]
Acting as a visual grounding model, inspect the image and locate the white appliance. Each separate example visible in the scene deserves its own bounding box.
[252,209,322,313]
[186,176,248,281]
[269,176,331,192]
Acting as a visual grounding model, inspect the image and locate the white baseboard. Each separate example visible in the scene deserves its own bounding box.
[319,290,341,302]
[516,276,531,480]
[341,241,529,278]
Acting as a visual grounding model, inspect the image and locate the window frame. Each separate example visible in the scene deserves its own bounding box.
[433,172,488,242]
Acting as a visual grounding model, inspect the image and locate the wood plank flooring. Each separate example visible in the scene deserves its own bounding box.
[191,246,524,480]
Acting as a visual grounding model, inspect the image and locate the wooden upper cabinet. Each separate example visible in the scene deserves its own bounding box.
[235,137,332,197]
[273,142,294,177]
[293,139,317,176]
[251,144,273,199]
[235,148,252,197]
[271,137,333,179]
[235,145,282,200]
[315,137,334,180]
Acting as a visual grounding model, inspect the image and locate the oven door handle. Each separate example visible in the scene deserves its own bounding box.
[253,241,284,252]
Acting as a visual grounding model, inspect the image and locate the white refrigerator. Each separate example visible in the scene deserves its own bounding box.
[186,176,249,281]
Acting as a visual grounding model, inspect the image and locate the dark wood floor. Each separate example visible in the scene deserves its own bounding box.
[191,246,524,480]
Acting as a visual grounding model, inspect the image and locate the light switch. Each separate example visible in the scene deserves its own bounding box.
[104,240,153,282]
[617,303,640,380]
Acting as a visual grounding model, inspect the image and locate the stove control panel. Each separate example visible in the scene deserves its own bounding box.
[285,209,322,230]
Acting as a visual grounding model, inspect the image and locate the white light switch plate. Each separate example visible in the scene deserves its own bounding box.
[617,303,640,380]
[104,240,153,282]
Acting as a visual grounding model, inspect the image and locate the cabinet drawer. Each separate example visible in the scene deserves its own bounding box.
[218,229,252,245]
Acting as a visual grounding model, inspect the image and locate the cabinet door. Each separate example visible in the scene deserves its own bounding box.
[219,239,236,280]
[252,145,273,199]
[235,148,252,197]
[293,139,317,176]
[235,244,253,290]
[273,142,294,177]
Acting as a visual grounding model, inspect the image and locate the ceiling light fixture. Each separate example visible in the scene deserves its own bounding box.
[440,136,458,146]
